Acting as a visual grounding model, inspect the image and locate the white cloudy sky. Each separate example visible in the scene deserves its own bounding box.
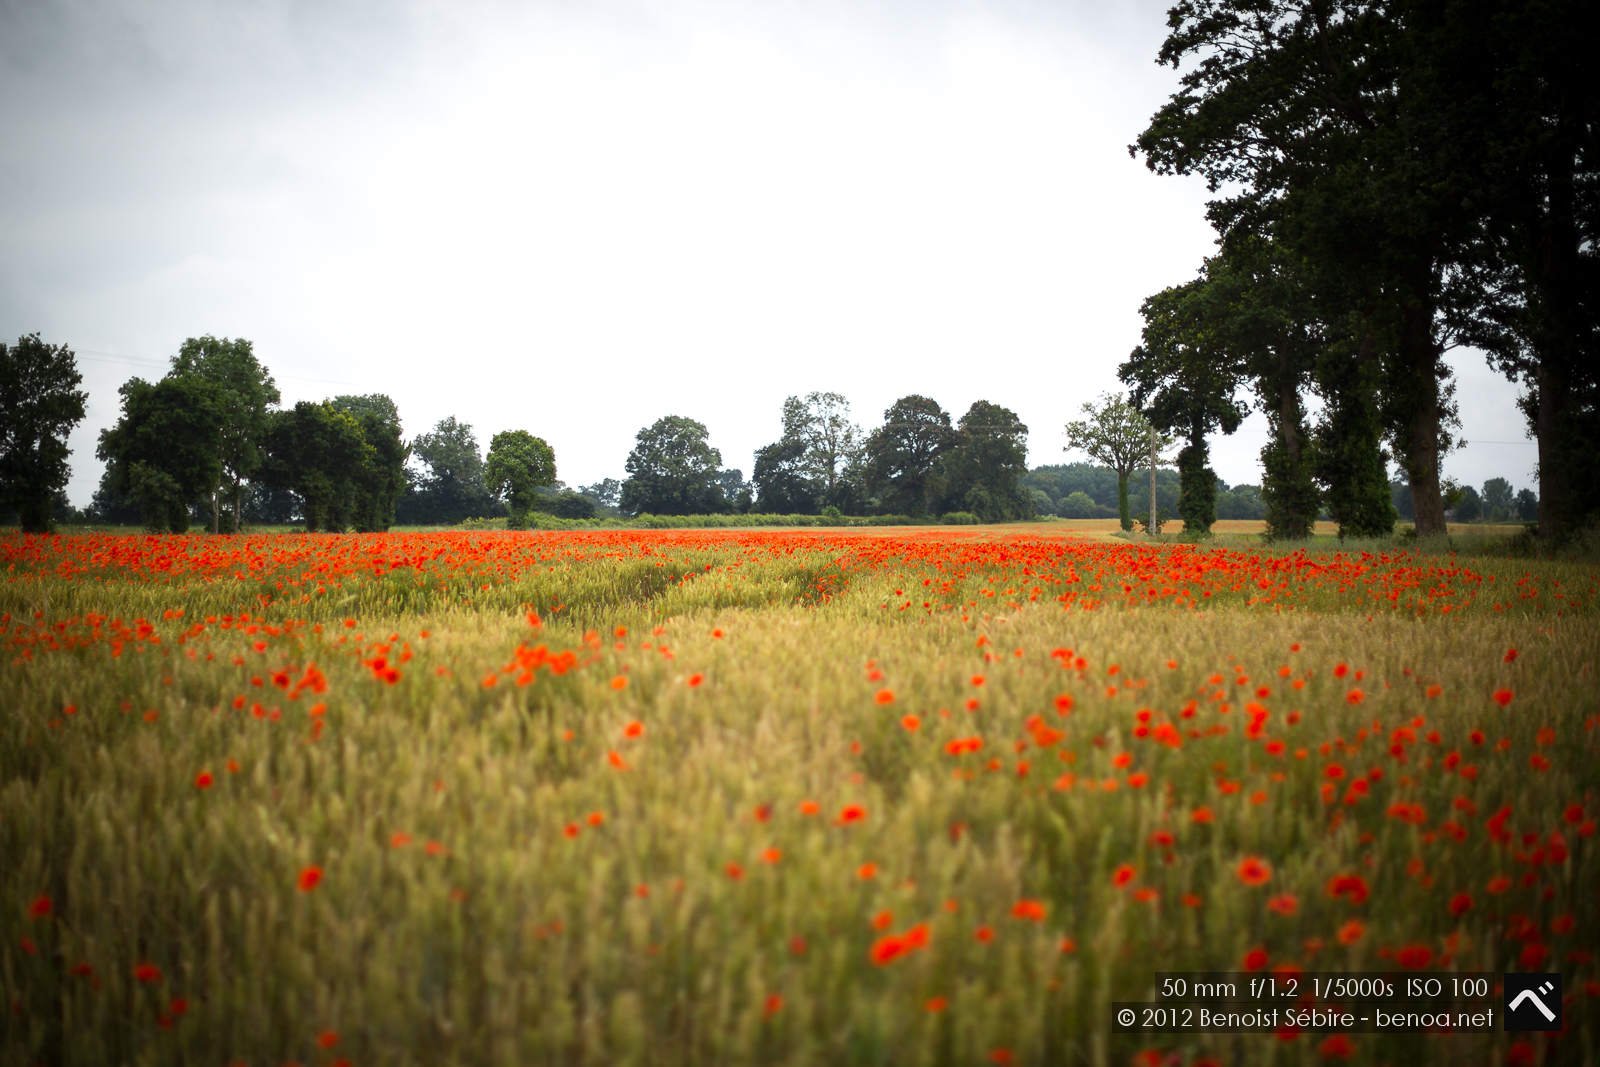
[1,0,1537,507]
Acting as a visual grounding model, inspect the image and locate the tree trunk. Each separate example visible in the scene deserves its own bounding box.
[211,489,220,535]
[1529,108,1584,541]
[1534,360,1575,537]
[1261,374,1317,541]
[1398,296,1447,538]
[1279,381,1301,463]
[233,478,243,533]
[1116,471,1131,531]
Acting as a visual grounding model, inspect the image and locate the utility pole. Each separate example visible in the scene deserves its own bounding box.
[1148,424,1158,535]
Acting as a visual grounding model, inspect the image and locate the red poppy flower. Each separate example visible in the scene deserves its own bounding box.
[1237,856,1272,887]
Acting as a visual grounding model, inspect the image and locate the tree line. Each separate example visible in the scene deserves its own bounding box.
[0,337,1038,531]
[1121,0,1596,543]
[0,330,1543,533]
[627,392,1035,522]
[0,334,560,533]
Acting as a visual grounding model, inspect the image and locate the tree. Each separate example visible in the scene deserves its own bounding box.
[405,417,496,524]
[485,430,557,529]
[1134,0,1469,538]
[87,466,142,525]
[752,437,817,514]
[619,416,727,515]
[330,393,402,427]
[167,335,279,532]
[0,333,88,532]
[1480,477,1514,522]
[717,468,753,513]
[1453,484,1483,522]
[1058,491,1101,519]
[1121,270,1249,536]
[330,395,407,532]
[1022,464,1118,516]
[1064,394,1152,531]
[1216,483,1266,521]
[751,393,865,513]
[1515,488,1539,522]
[863,395,956,515]
[1215,238,1324,540]
[578,478,623,511]
[938,401,1033,521]
[260,402,371,532]
[1436,0,1599,541]
[97,377,224,532]
[792,392,862,509]
[1314,332,1398,539]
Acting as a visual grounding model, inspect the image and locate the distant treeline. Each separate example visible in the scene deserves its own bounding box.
[0,333,1542,536]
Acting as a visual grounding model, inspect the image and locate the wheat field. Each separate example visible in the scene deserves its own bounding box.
[2,527,1594,1066]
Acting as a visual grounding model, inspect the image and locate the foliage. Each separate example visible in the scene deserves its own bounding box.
[752,394,866,514]
[1174,442,1216,536]
[935,401,1032,522]
[862,395,956,516]
[260,402,372,532]
[1021,464,1185,521]
[1055,490,1102,520]
[1480,478,1515,522]
[329,395,408,532]
[1440,1,1599,540]
[1122,264,1249,536]
[1214,483,1265,522]
[752,436,816,515]
[1064,394,1152,532]
[0,333,88,533]
[546,490,597,520]
[792,392,863,510]
[404,417,497,524]
[579,478,623,510]
[1314,344,1398,539]
[96,377,224,532]
[620,416,728,516]
[485,430,558,529]
[716,468,752,514]
[1136,0,1595,541]
[168,336,280,532]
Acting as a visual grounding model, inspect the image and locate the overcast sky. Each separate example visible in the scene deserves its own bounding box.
[2,0,1538,508]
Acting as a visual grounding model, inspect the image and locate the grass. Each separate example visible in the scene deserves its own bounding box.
[1,526,1595,1066]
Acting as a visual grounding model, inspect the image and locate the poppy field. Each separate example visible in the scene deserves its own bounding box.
[2,527,1596,1066]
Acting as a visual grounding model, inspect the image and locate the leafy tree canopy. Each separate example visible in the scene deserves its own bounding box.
[863,395,956,516]
[260,402,373,532]
[939,401,1032,521]
[168,335,279,532]
[97,376,224,533]
[485,430,557,529]
[620,415,727,516]
[1064,393,1155,531]
[0,333,88,532]
[405,416,497,524]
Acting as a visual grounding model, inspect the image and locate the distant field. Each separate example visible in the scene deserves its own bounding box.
[1032,518,1533,543]
[2,528,1594,1066]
